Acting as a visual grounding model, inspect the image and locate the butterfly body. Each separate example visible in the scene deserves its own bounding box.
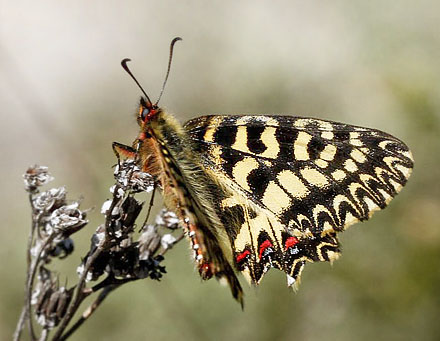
[114,105,245,303]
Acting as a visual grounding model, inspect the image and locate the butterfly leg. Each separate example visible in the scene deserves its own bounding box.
[112,142,137,163]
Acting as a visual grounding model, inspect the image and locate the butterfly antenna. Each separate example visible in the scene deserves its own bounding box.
[121,58,153,107]
[155,37,182,106]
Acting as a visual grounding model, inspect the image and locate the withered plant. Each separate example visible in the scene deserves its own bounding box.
[14,162,183,341]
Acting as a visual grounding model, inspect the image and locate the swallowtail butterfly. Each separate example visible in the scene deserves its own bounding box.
[114,38,414,306]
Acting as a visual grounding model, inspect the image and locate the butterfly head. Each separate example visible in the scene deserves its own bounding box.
[138,97,160,125]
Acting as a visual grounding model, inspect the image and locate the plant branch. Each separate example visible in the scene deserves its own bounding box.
[26,234,56,340]
[39,327,49,341]
[50,239,105,340]
[59,285,120,341]
[13,195,40,341]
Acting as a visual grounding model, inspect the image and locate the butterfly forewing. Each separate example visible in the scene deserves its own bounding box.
[184,115,413,285]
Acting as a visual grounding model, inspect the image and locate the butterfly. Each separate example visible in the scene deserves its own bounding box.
[113,38,414,306]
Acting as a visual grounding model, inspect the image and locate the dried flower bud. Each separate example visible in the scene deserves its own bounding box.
[32,267,73,329]
[156,209,180,230]
[119,196,143,229]
[130,171,154,193]
[35,285,73,329]
[33,187,67,214]
[161,234,177,250]
[100,200,112,214]
[49,238,74,259]
[77,225,108,282]
[50,202,88,235]
[136,255,166,280]
[91,225,106,250]
[34,280,55,328]
[106,196,142,240]
[76,262,94,282]
[138,225,161,260]
[114,160,154,193]
[109,185,125,198]
[23,165,54,193]
[107,246,138,278]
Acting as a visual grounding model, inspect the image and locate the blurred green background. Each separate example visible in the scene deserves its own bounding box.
[1,1,439,340]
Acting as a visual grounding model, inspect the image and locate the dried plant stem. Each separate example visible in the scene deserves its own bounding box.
[59,285,119,341]
[39,327,49,341]
[13,309,27,341]
[30,237,54,306]
[51,240,103,340]
[13,195,41,341]
[27,194,37,266]
[27,234,56,339]
[142,183,157,229]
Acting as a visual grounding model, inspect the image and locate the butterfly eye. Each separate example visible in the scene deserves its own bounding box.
[141,107,150,121]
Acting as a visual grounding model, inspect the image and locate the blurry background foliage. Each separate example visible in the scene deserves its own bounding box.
[1,1,439,340]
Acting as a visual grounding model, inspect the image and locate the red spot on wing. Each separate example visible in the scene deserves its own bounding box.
[236,250,251,263]
[259,240,273,259]
[285,236,299,250]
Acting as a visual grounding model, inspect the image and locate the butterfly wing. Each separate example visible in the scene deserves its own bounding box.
[184,115,413,286]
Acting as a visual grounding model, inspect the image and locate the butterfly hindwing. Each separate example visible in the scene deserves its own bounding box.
[184,115,413,285]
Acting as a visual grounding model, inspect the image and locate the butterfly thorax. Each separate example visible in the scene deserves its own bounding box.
[137,110,203,212]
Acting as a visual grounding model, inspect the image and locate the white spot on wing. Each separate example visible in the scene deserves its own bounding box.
[331,169,346,181]
[379,140,392,149]
[320,144,337,161]
[315,159,329,168]
[344,159,358,172]
[300,167,329,187]
[321,131,334,139]
[351,149,367,163]
[395,164,412,179]
[294,131,312,161]
[277,170,310,198]
[232,157,259,191]
[287,275,296,287]
[260,127,280,158]
[317,121,334,130]
[231,126,250,153]
[262,181,291,214]
[203,128,216,142]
